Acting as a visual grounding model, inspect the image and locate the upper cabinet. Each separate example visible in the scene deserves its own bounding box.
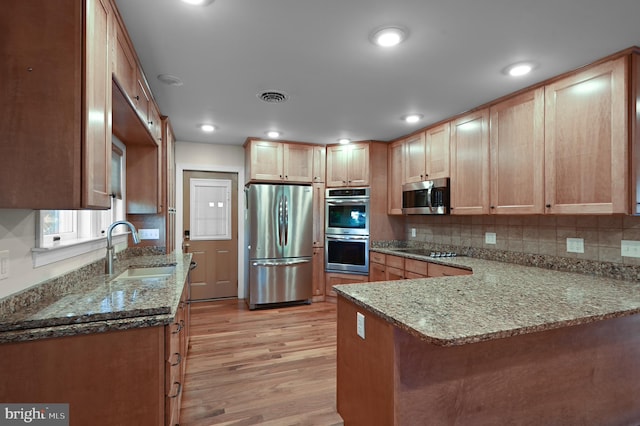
[450,109,490,215]
[404,124,450,184]
[0,0,114,209]
[244,139,315,184]
[387,140,405,215]
[313,146,326,183]
[545,57,628,214]
[489,88,545,214]
[326,143,370,187]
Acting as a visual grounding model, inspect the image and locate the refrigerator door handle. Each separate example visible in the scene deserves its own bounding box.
[284,195,289,246]
[252,258,311,267]
[278,195,284,247]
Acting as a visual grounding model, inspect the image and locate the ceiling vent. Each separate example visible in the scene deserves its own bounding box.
[257,90,289,104]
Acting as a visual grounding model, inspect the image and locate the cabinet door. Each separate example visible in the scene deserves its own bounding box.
[83,0,113,208]
[347,143,370,186]
[450,109,490,215]
[248,140,284,181]
[325,272,369,297]
[545,57,628,214]
[369,262,386,282]
[425,122,450,180]
[326,145,350,187]
[490,88,545,214]
[283,143,313,183]
[134,71,150,126]
[312,248,325,298]
[428,263,472,277]
[312,183,325,247]
[404,133,426,183]
[388,140,405,215]
[313,146,326,183]
[385,266,404,281]
[114,23,137,102]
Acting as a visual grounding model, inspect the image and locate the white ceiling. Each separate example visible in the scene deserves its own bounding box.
[114,0,640,146]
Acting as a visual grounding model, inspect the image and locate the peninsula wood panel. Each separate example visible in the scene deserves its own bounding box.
[490,87,545,214]
[450,109,490,215]
[544,56,628,214]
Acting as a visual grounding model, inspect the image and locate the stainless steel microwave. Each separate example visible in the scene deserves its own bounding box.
[402,178,450,215]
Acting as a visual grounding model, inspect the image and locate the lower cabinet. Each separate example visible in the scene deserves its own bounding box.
[312,247,326,301]
[325,272,369,298]
[369,251,471,282]
[0,284,190,426]
[428,263,472,278]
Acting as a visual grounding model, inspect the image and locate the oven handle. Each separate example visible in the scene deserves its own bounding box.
[326,235,369,241]
[326,200,369,205]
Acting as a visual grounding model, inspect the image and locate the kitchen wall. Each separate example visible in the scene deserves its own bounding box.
[0,210,111,299]
[405,214,640,266]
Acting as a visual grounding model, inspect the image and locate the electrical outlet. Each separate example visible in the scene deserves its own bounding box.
[0,250,9,280]
[356,312,365,339]
[138,229,160,240]
[411,228,416,238]
[566,238,584,254]
[485,232,497,245]
[621,240,640,258]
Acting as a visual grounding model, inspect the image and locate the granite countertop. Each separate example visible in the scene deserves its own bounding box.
[0,253,192,343]
[334,248,640,347]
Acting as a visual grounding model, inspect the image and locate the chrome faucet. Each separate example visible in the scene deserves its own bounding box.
[106,220,141,274]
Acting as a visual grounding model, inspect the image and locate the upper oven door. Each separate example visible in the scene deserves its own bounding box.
[325,198,370,235]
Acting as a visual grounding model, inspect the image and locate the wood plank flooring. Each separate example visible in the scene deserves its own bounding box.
[180,299,343,426]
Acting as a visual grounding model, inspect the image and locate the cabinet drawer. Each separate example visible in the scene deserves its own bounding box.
[386,266,404,281]
[405,271,427,279]
[405,259,428,276]
[428,263,472,278]
[386,255,405,269]
[370,252,386,264]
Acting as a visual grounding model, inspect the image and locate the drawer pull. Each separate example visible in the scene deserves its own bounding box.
[172,322,183,334]
[168,381,182,398]
[170,352,182,367]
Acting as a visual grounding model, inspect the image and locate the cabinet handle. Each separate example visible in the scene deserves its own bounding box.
[490,205,495,209]
[172,321,183,334]
[170,352,182,367]
[546,204,551,208]
[134,95,140,101]
[280,174,283,179]
[148,120,153,125]
[168,381,182,398]
[285,175,288,179]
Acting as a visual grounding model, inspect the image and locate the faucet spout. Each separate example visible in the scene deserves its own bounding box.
[106,220,140,274]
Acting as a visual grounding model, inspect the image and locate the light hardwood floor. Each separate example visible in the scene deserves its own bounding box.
[180,299,343,426]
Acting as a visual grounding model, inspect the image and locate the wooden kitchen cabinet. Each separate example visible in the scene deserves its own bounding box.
[405,258,428,277]
[489,88,545,214]
[326,143,370,187]
[404,133,427,183]
[313,146,326,183]
[450,109,490,215]
[387,139,405,215]
[163,117,177,253]
[1,281,190,426]
[244,139,315,183]
[0,0,114,209]
[428,262,472,278]
[545,56,628,214]
[312,183,326,247]
[325,272,369,298]
[312,248,326,301]
[404,123,450,184]
[369,252,387,282]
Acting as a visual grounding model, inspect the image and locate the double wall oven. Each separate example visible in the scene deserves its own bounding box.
[325,187,370,274]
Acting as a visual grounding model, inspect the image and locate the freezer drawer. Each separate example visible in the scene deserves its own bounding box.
[248,257,312,309]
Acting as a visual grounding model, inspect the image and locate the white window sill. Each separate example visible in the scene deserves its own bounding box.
[32,234,130,268]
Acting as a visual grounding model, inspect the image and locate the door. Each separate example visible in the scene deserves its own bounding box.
[281,185,313,259]
[183,171,238,300]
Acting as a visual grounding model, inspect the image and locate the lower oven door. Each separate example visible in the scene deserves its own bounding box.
[325,235,369,274]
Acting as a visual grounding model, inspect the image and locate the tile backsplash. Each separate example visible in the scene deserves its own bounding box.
[405,215,640,266]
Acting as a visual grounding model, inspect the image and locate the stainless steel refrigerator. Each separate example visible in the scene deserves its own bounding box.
[245,184,313,309]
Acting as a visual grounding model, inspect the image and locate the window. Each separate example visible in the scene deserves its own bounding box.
[35,139,126,253]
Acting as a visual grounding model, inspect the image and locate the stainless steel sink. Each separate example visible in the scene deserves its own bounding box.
[114,266,176,280]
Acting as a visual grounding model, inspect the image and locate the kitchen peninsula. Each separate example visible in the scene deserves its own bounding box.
[335,253,640,425]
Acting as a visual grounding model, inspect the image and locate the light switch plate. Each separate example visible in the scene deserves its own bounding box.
[356,312,365,339]
[621,240,640,258]
[485,232,497,245]
[566,238,584,254]
[139,229,160,240]
[411,228,416,238]
[0,250,9,280]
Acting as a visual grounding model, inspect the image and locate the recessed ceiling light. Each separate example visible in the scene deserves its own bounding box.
[503,62,536,77]
[157,74,184,87]
[180,0,214,6]
[266,131,281,138]
[402,114,423,124]
[370,26,408,47]
[200,124,215,132]
[337,138,351,145]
